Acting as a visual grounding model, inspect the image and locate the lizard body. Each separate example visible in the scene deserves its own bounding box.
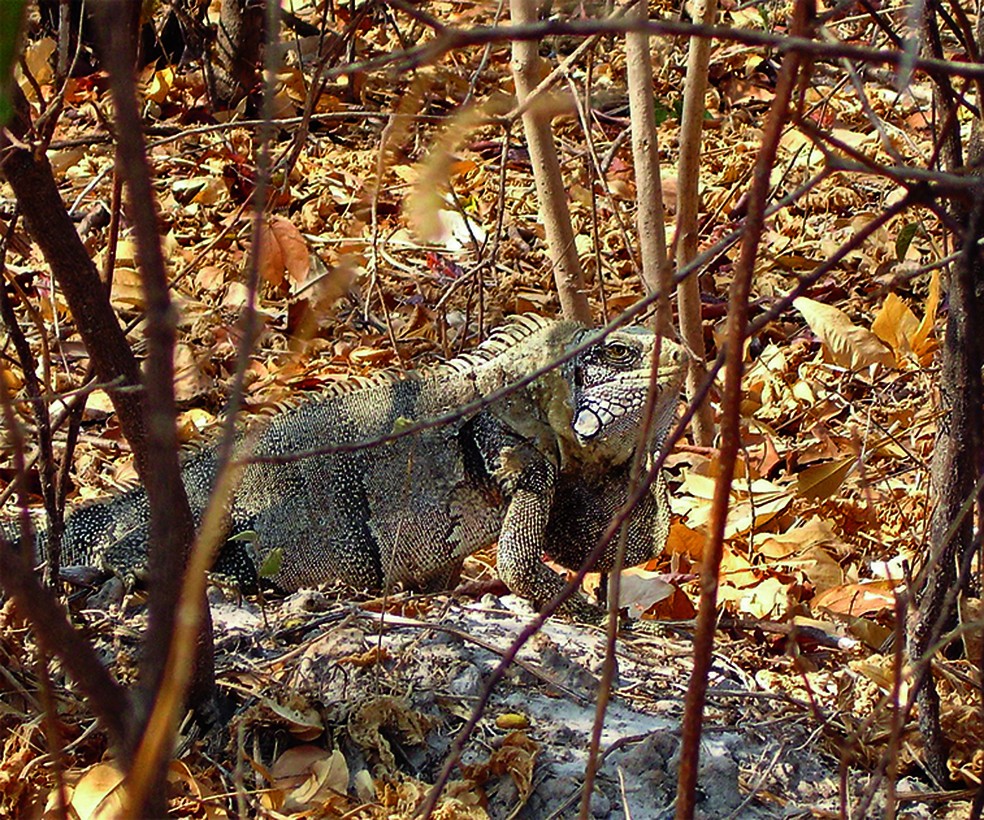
[17,315,687,613]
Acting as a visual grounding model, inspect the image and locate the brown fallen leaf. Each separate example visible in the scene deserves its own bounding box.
[618,567,676,618]
[813,581,897,617]
[267,745,349,813]
[256,215,311,289]
[796,457,855,500]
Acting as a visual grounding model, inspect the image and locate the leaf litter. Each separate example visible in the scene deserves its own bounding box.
[0,0,978,816]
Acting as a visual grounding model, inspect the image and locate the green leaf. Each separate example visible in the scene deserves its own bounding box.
[0,2,26,127]
[391,416,416,434]
[259,546,283,578]
[895,222,919,261]
[653,100,674,126]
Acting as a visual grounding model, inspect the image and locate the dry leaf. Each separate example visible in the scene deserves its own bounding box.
[110,265,144,311]
[723,490,792,537]
[720,547,757,588]
[910,269,941,363]
[259,698,324,741]
[269,746,349,813]
[18,38,55,97]
[461,731,539,806]
[847,617,893,649]
[408,105,484,242]
[173,343,209,402]
[257,215,310,289]
[640,586,697,620]
[794,297,896,370]
[871,293,918,355]
[959,597,982,665]
[755,517,842,560]
[796,457,855,500]
[68,762,127,820]
[348,696,428,774]
[353,769,376,802]
[145,66,175,103]
[618,567,676,618]
[167,759,230,819]
[851,654,908,699]
[665,522,705,560]
[679,473,793,536]
[781,546,845,593]
[813,581,897,617]
[738,575,790,618]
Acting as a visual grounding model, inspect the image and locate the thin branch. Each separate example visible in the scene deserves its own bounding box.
[675,0,812,815]
[319,16,984,85]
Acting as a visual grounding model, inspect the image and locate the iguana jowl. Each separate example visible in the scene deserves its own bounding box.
[32,315,687,613]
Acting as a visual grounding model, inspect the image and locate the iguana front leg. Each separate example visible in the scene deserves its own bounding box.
[495,449,601,619]
[467,411,600,617]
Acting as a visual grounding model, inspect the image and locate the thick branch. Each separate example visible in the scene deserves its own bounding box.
[625,0,670,333]
[674,0,717,447]
[90,6,214,804]
[509,0,591,324]
[0,84,148,467]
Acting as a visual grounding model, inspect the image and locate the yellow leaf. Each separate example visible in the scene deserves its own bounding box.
[496,713,530,730]
[871,292,918,354]
[68,762,127,820]
[794,297,896,370]
[720,547,757,588]
[740,575,790,618]
[145,66,174,104]
[17,38,55,98]
[910,269,941,363]
[846,617,892,649]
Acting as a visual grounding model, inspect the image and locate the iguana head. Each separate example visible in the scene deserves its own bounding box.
[562,327,688,463]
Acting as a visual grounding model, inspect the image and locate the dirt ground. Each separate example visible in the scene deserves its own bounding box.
[188,576,945,819]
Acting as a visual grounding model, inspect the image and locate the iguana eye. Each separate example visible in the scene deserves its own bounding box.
[603,341,637,366]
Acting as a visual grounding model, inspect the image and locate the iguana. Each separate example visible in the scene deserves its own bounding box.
[14,315,687,615]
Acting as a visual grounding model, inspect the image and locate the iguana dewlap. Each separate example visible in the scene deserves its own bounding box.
[26,315,687,614]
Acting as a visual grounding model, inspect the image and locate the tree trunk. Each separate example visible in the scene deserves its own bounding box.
[625,0,671,335]
[213,0,266,108]
[509,0,591,324]
[674,0,718,446]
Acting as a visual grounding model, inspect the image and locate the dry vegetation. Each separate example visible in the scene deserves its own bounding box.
[0,0,981,817]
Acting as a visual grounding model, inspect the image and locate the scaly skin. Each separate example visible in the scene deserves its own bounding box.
[18,315,687,615]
